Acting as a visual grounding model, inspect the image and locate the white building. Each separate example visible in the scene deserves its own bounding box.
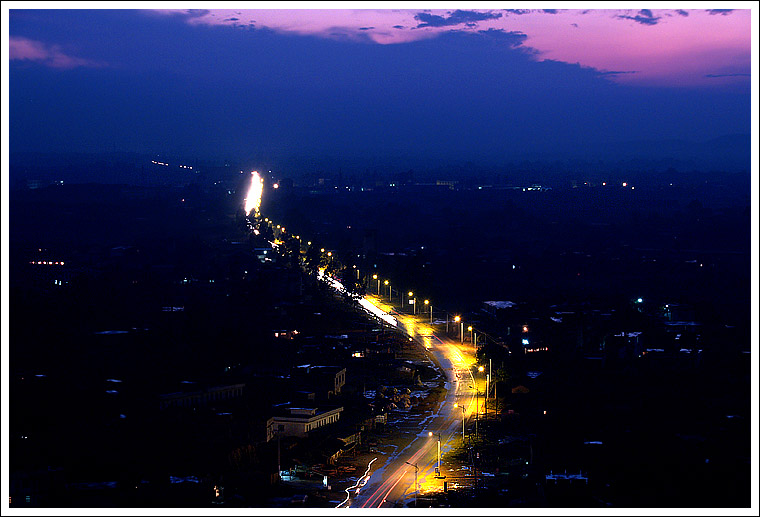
[266,406,344,442]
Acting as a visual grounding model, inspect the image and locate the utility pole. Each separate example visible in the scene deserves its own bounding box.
[489,358,493,414]
[475,388,479,441]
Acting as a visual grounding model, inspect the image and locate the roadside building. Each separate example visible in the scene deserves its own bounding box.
[266,406,344,442]
[291,365,346,399]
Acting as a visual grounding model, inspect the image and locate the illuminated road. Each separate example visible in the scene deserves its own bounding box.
[319,274,483,508]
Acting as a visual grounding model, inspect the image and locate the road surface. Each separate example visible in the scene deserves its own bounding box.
[336,291,485,508]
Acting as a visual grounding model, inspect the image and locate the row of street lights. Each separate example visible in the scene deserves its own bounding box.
[322,254,503,498]
[366,273,437,323]
[358,271,480,345]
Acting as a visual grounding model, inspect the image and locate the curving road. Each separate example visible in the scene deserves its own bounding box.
[345,294,483,508]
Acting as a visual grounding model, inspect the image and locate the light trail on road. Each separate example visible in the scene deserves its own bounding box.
[336,456,377,508]
[244,170,263,216]
[360,440,431,508]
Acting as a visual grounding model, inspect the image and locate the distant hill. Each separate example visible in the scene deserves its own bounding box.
[539,134,751,172]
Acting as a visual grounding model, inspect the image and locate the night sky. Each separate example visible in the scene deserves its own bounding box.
[8,8,753,162]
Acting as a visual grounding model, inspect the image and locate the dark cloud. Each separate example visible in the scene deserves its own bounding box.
[542,10,558,14]
[598,70,638,76]
[505,9,531,15]
[571,23,579,28]
[617,9,661,26]
[223,17,239,22]
[476,28,528,47]
[705,73,750,78]
[414,9,502,28]
[358,27,374,31]
[675,9,689,17]
[707,9,733,15]
[392,25,404,29]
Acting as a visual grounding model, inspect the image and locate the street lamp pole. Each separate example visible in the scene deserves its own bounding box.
[428,432,441,474]
[404,461,418,507]
[454,403,466,441]
[486,374,490,419]
[475,388,479,441]
[408,292,416,315]
[384,280,389,299]
[468,325,473,344]
[373,274,378,294]
[477,365,485,437]
[424,300,431,323]
[460,322,464,343]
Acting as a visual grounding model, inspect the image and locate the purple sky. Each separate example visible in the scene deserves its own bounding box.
[148,8,751,87]
[7,7,754,165]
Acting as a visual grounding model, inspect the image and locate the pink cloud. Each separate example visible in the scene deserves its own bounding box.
[154,8,751,87]
[9,36,105,69]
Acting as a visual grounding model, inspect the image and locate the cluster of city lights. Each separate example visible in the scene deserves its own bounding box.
[29,261,65,265]
[151,160,194,169]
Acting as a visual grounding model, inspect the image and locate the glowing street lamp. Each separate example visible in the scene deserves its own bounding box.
[373,274,379,294]
[468,325,473,344]
[384,280,390,300]
[424,299,432,323]
[408,291,416,314]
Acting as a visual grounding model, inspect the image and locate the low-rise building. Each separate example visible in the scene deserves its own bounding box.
[159,384,245,410]
[266,406,344,442]
[291,365,346,399]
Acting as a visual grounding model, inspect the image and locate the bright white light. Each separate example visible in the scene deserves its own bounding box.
[244,171,264,216]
